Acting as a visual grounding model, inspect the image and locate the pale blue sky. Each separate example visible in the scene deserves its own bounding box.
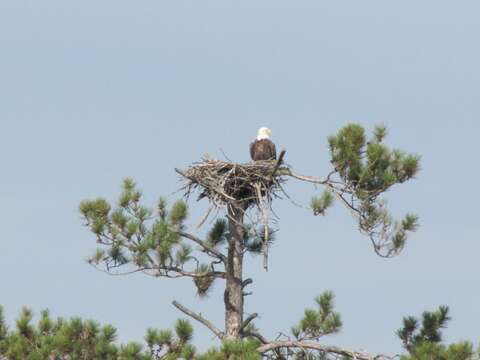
[1,0,479,354]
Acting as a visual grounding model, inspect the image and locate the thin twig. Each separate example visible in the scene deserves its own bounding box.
[196,205,213,229]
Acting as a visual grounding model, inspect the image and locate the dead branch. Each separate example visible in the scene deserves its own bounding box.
[177,230,227,263]
[162,266,226,279]
[240,313,258,333]
[276,168,329,185]
[172,300,224,340]
[242,278,253,289]
[258,341,395,360]
[90,264,226,280]
[243,331,269,345]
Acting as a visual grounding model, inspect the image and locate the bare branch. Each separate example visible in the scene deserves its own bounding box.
[162,266,226,279]
[177,230,227,263]
[258,341,395,360]
[93,262,226,280]
[277,168,329,185]
[242,278,253,289]
[196,204,213,229]
[240,313,258,333]
[244,331,269,344]
[90,265,151,277]
[172,300,224,340]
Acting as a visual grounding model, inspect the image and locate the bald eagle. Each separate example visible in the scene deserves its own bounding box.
[250,127,277,161]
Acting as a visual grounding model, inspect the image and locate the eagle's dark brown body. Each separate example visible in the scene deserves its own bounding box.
[250,138,277,161]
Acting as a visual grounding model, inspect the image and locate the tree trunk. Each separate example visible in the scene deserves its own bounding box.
[224,205,245,340]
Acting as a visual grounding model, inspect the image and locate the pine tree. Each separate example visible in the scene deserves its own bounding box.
[0,305,198,360]
[78,124,422,357]
[396,306,475,360]
[1,304,476,359]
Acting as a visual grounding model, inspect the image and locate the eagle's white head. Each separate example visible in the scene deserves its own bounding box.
[257,127,272,140]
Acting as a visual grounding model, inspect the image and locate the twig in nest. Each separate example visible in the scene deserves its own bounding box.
[176,157,288,211]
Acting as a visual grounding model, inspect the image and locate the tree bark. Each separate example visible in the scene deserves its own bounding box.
[224,205,245,340]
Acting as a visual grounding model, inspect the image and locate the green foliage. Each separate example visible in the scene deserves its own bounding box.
[0,306,7,353]
[1,307,120,359]
[207,219,228,247]
[310,190,334,216]
[397,306,474,360]
[221,339,262,360]
[175,319,193,343]
[142,319,196,359]
[169,200,188,227]
[390,213,419,251]
[0,307,197,360]
[198,339,261,360]
[373,124,388,142]
[399,341,474,360]
[292,292,342,341]
[193,264,216,297]
[326,124,421,257]
[175,244,193,266]
[2,302,477,360]
[181,344,197,359]
[244,226,275,254]
[328,124,420,189]
[397,306,450,352]
[328,124,366,184]
[80,180,199,278]
[119,342,149,360]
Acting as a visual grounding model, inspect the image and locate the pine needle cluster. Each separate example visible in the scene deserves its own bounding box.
[0,306,178,359]
[144,319,195,359]
[323,124,421,257]
[397,306,474,360]
[198,340,261,360]
[291,292,342,341]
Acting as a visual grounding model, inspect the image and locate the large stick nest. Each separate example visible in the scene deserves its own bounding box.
[176,155,288,209]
